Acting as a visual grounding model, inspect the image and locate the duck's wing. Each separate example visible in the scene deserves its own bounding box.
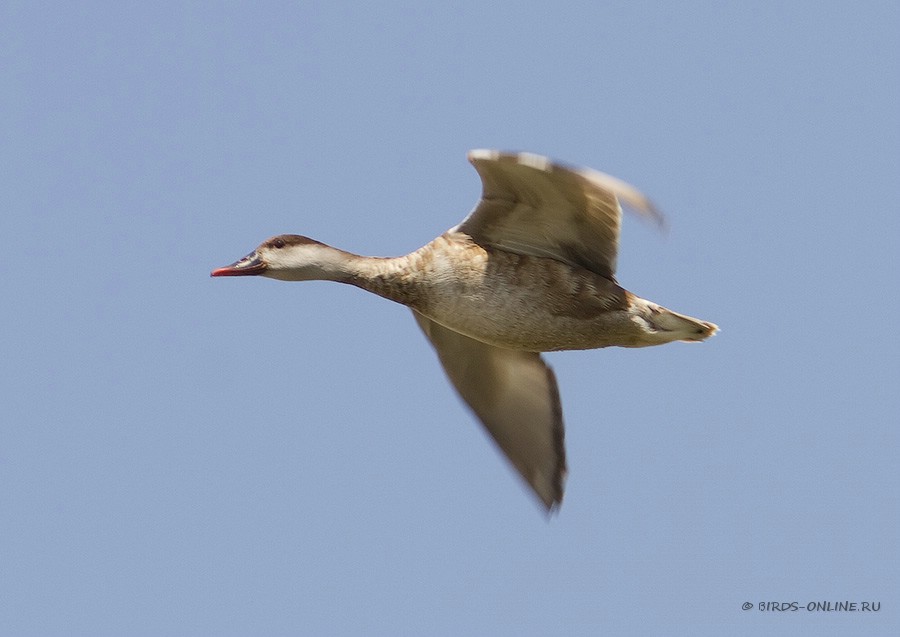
[454,150,663,279]
[412,311,566,512]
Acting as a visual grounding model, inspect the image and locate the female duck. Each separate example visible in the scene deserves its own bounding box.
[212,150,718,512]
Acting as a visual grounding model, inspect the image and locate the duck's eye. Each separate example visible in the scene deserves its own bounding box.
[272,238,285,249]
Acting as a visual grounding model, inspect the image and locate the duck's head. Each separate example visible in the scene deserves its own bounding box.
[211,234,342,281]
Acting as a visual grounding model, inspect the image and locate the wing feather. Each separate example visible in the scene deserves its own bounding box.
[455,150,663,279]
[413,310,566,511]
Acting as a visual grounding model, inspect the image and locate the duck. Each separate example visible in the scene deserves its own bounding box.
[211,150,718,512]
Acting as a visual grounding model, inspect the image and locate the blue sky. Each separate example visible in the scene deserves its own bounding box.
[2,2,898,635]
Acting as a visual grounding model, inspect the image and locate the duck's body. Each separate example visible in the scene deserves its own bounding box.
[212,150,717,512]
[267,232,709,352]
[388,232,637,351]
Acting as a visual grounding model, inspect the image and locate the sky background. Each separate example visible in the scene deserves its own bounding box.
[2,2,898,635]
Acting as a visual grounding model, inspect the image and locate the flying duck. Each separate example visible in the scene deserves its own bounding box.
[212,150,718,512]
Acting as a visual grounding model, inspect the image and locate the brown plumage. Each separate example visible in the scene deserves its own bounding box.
[212,150,718,512]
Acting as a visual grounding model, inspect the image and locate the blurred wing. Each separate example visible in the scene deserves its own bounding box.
[413,311,566,511]
[455,150,663,279]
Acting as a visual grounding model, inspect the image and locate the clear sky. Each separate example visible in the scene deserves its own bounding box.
[2,2,898,635]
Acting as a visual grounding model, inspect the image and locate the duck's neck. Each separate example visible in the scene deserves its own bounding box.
[342,252,423,306]
[273,243,422,306]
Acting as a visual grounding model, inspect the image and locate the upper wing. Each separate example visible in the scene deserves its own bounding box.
[413,310,566,512]
[454,150,663,279]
